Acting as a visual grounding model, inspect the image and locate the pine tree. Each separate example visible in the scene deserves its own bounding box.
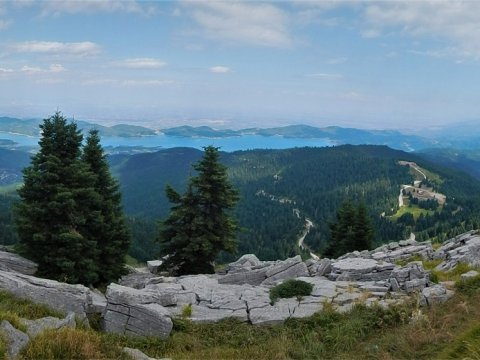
[324,199,373,258]
[353,201,373,251]
[14,112,99,285]
[157,146,239,275]
[82,129,130,285]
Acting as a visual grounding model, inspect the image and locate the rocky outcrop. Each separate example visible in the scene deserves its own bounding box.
[3,230,479,342]
[389,262,430,293]
[218,255,308,286]
[0,251,37,275]
[329,258,395,281]
[0,270,92,319]
[103,284,173,338]
[337,238,434,263]
[434,230,480,271]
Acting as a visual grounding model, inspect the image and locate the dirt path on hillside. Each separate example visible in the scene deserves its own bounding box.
[297,217,319,260]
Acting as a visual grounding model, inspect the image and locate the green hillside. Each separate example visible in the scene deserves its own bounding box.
[111,145,480,261]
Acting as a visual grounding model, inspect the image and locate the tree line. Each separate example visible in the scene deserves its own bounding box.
[14,113,130,286]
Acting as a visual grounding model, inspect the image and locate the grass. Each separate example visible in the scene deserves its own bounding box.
[124,254,143,267]
[19,328,129,360]
[390,203,434,221]
[4,273,480,359]
[456,274,480,296]
[0,290,63,320]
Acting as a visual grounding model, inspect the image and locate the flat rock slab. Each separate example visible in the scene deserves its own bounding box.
[332,258,391,274]
[0,251,37,275]
[0,270,91,319]
[249,298,297,325]
[189,304,248,323]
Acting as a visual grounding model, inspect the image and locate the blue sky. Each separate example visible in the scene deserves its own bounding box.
[0,0,479,130]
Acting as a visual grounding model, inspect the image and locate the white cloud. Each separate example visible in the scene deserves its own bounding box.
[121,79,174,86]
[0,67,13,73]
[40,0,156,16]
[11,41,101,56]
[209,66,230,73]
[0,19,12,30]
[306,73,343,79]
[364,1,480,60]
[115,58,167,69]
[183,1,292,48]
[361,29,380,39]
[21,63,66,74]
[326,57,347,65]
[81,78,117,86]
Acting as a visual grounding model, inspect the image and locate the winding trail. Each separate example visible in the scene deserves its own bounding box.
[297,217,319,260]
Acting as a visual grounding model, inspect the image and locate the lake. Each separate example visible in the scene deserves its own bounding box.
[0,132,332,152]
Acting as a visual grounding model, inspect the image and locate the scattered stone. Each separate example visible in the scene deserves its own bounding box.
[20,312,76,338]
[461,270,479,280]
[147,260,163,274]
[123,347,157,360]
[0,320,29,359]
[421,285,454,306]
[119,272,159,289]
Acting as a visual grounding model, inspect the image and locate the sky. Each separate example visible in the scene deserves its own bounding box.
[0,0,479,130]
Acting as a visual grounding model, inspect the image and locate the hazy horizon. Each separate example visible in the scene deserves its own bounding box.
[1,1,479,130]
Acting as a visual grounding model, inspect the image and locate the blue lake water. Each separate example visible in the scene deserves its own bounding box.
[0,132,332,152]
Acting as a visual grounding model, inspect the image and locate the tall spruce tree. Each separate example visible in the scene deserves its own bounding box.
[82,129,130,285]
[14,112,99,285]
[353,201,374,251]
[157,146,239,275]
[324,199,374,258]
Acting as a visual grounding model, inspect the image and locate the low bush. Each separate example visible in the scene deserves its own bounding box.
[269,279,313,304]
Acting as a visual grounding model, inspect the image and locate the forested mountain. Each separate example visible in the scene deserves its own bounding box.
[110,145,480,262]
[0,144,479,262]
[417,148,480,179]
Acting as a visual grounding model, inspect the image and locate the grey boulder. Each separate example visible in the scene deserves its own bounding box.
[0,320,29,359]
[104,284,173,338]
[0,270,91,319]
[20,312,76,338]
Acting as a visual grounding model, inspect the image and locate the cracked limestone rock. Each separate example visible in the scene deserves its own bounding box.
[0,270,91,319]
[104,284,173,338]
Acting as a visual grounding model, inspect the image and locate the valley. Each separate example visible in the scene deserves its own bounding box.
[0,141,479,264]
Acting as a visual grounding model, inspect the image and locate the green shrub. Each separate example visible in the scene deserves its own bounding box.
[456,275,480,296]
[181,304,192,318]
[269,279,313,304]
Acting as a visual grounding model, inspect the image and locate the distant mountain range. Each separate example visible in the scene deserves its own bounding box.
[0,117,156,138]
[1,117,480,152]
